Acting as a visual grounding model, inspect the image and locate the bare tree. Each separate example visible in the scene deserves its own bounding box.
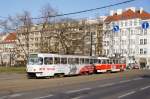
[20,11,33,58]
[38,3,93,55]
[39,3,58,53]
[0,53,4,66]
[55,20,89,55]
[0,11,33,65]
[39,3,84,54]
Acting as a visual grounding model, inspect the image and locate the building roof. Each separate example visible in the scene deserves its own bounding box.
[4,32,16,43]
[105,9,150,22]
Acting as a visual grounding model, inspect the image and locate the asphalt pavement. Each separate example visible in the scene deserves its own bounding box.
[0,70,150,99]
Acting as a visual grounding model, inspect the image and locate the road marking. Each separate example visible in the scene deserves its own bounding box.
[140,85,150,91]
[119,80,131,83]
[118,91,136,98]
[66,88,91,94]
[33,94,53,99]
[0,93,23,99]
[0,96,8,99]
[0,96,10,99]
[133,77,143,81]
[10,93,23,97]
[71,96,84,99]
[98,82,115,87]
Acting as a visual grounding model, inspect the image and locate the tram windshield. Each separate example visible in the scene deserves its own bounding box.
[28,54,43,65]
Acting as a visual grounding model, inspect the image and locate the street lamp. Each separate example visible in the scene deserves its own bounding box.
[112,25,120,58]
[141,21,149,68]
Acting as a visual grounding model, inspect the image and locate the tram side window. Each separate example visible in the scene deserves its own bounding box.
[116,60,119,64]
[113,60,116,64]
[85,58,89,64]
[54,57,60,64]
[118,60,121,64]
[80,58,84,64]
[68,58,79,64]
[98,59,101,64]
[38,57,43,65]
[94,59,98,63]
[75,58,79,64]
[102,59,107,64]
[44,57,53,65]
[110,60,113,64]
[121,60,125,64]
[68,58,73,64]
[90,59,94,64]
[107,60,109,64]
[61,58,67,64]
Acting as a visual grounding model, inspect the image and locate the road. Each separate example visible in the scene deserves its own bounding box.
[0,70,150,99]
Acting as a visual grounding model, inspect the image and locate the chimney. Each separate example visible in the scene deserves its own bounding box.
[140,7,143,13]
[116,9,122,15]
[110,10,115,16]
[126,7,136,12]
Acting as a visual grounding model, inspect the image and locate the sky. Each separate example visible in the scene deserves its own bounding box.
[0,0,150,20]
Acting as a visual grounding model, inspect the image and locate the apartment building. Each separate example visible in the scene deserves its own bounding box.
[0,33,16,66]
[103,7,150,68]
[16,19,104,63]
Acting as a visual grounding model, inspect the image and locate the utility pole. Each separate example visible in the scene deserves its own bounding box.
[127,28,131,66]
[110,29,114,57]
[0,53,3,66]
[89,22,94,56]
[119,29,122,58]
[90,31,93,56]
[9,49,11,67]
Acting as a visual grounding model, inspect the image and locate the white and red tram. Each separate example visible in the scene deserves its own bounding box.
[27,53,95,78]
[95,57,126,73]
[26,53,126,78]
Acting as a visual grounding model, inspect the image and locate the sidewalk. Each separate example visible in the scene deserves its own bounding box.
[0,73,26,80]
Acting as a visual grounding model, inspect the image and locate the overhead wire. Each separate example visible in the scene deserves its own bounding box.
[0,0,137,20]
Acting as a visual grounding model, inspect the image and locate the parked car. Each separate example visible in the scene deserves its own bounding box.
[132,64,140,69]
[127,63,140,69]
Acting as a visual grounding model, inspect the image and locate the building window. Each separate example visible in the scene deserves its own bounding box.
[125,21,127,27]
[92,32,96,35]
[144,39,147,45]
[130,30,134,35]
[140,48,147,54]
[134,20,137,26]
[121,40,126,45]
[130,20,132,26]
[140,39,147,45]
[144,30,147,35]
[140,39,143,45]
[144,48,147,54]
[130,39,135,44]
[140,48,143,54]
[142,30,147,35]
[120,21,123,27]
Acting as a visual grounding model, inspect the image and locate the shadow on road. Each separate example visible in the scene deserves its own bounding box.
[141,75,150,79]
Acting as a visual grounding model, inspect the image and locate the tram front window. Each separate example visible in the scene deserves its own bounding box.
[28,57,43,65]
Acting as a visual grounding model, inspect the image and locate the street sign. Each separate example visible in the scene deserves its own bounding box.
[113,25,119,32]
[142,22,149,29]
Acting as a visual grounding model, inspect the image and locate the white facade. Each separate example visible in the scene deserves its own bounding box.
[0,33,16,66]
[103,7,150,68]
[138,19,150,68]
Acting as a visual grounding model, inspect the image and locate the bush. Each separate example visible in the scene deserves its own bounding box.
[0,66,26,74]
